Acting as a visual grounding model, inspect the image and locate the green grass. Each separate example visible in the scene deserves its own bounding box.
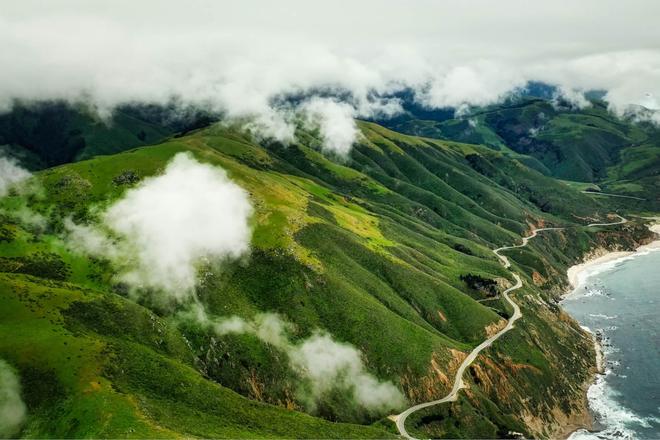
[0,118,655,438]
[381,97,659,211]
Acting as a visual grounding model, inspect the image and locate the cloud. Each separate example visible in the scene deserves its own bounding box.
[552,87,591,110]
[0,153,47,229]
[419,63,526,112]
[0,1,658,148]
[66,152,252,303]
[0,155,31,197]
[301,98,360,156]
[195,309,405,414]
[0,359,27,438]
[289,333,405,413]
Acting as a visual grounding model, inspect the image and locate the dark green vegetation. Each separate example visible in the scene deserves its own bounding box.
[0,102,657,438]
[381,95,660,207]
[0,100,213,169]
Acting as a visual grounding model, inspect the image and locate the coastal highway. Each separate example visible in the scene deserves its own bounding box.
[587,214,627,227]
[395,273,523,439]
[581,190,645,201]
[394,216,628,439]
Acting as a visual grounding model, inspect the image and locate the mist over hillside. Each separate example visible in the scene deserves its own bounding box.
[0,1,658,439]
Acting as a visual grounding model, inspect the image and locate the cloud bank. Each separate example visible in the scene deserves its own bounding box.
[2,0,660,152]
[66,153,252,303]
[0,359,27,438]
[190,308,405,414]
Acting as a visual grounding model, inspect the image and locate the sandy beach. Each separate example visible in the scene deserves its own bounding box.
[566,223,660,290]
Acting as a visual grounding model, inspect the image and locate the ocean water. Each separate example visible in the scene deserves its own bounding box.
[562,248,660,440]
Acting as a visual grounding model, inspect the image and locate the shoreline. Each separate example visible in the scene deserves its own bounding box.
[566,223,660,292]
[561,222,660,439]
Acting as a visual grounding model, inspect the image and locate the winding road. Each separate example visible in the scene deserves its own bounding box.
[395,215,628,439]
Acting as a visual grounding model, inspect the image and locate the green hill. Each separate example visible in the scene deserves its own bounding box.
[0,119,655,438]
[382,97,660,206]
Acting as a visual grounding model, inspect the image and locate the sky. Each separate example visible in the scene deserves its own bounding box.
[2,0,659,148]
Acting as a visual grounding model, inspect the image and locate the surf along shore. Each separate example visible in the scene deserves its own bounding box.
[561,222,660,439]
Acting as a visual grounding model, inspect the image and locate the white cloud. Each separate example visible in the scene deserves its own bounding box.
[202,311,406,413]
[290,333,406,413]
[552,87,591,110]
[66,152,252,303]
[0,359,27,438]
[0,154,47,229]
[301,98,359,156]
[1,1,660,146]
[420,63,526,111]
[0,156,31,197]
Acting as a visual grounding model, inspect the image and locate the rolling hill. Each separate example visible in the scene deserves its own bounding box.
[378,93,660,207]
[0,114,656,438]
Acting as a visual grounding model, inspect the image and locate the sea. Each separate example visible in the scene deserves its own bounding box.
[562,247,660,440]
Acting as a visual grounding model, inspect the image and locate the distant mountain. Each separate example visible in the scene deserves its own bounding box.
[373,89,659,203]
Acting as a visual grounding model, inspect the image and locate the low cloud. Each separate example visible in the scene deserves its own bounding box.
[552,87,591,110]
[65,152,252,303]
[419,63,526,113]
[0,153,47,229]
[301,97,360,156]
[0,155,31,197]
[290,333,405,413]
[0,359,27,438]
[189,307,406,414]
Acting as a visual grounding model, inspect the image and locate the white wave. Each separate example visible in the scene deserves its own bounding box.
[588,314,618,320]
[568,331,659,440]
[569,370,652,440]
[570,287,609,300]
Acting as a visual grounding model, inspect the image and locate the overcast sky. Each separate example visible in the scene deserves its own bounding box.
[2,0,659,125]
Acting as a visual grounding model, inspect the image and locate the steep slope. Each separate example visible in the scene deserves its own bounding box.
[380,95,660,205]
[0,121,654,438]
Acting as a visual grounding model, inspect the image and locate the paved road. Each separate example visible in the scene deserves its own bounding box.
[581,191,645,201]
[587,214,627,227]
[395,273,523,439]
[395,216,627,439]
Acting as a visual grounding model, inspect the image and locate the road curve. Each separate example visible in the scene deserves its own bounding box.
[395,216,627,439]
[587,214,627,227]
[395,273,523,439]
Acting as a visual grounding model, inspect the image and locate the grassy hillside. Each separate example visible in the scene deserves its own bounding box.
[381,97,660,206]
[0,120,654,438]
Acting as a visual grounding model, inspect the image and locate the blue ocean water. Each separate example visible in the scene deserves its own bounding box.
[562,248,660,440]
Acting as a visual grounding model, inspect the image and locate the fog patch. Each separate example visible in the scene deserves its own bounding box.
[0,153,47,230]
[187,307,406,414]
[420,63,526,114]
[301,97,359,156]
[619,104,660,126]
[0,359,27,438]
[552,87,591,110]
[65,152,252,304]
[0,155,31,197]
